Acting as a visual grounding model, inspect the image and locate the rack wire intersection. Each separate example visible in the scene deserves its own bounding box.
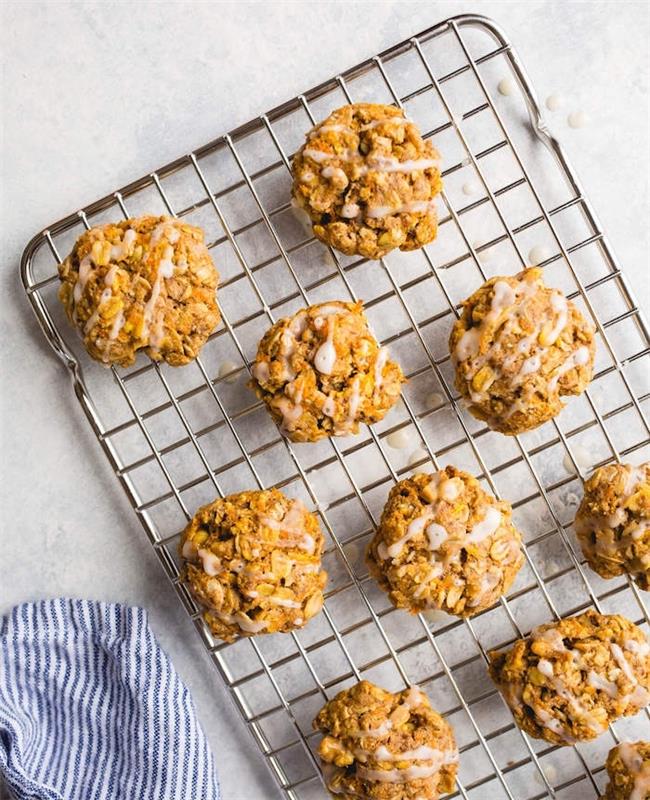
[21,14,650,800]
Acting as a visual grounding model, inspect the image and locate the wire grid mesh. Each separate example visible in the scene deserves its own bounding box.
[20,13,650,800]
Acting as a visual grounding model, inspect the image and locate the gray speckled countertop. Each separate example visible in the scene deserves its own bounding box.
[1,2,648,799]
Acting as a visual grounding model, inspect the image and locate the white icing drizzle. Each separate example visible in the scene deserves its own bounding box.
[361,117,409,131]
[454,280,516,364]
[197,548,222,576]
[109,228,137,261]
[374,347,389,392]
[455,328,481,361]
[309,123,352,138]
[83,288,112,335]
[252,361,270,384]
[314,317,337,375]
[625,639,650,656]
[142,242,175,341]
[372,744,448,762]
[453,275,587,407]
[303,148,339,163]
[276,396,303,432]
[181,539,198,560]
[618,742,650,800]
[378,474,502,565]
[366,199,435,218]
[610,643,638,685]
[426,523,448,550]
[545,293,568,344]
[548,346,590,390]
[588,671,618,698]
[321,165,347,183]
[366,156,439,174]
[301,148,438,176]
[466,506,502,543]
[334,376,361,435]
[73,256,94,314]
[355,763,443,783]
[322,395,337,418]
[259,500,315,553]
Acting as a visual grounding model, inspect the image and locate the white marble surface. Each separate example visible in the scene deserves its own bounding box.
[1,2,648,799]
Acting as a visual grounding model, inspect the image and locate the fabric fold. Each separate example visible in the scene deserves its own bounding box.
[0,599,219,800]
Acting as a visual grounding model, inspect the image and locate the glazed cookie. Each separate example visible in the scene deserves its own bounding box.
[576,462,649,590]
[601,741,650,800]
[366,467,524,617]
[58,215,220,367]
[314,680,458,800]
[489,610,650,746]
[291,103,442,259]
[180,489,327,642]
[250,300,405,442]
[449,267,595,434]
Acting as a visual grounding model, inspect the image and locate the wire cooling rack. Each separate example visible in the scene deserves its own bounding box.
[21,13,650,800]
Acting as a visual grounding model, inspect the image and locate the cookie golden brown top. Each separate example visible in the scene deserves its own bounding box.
[58,215,220,367]
[179,489,327,642]
[366,467,523,617]
[291,103,442,259]
[576,462,649,590]
[600,741,650,800]
[314,680,458,800]
[488,610,650,746]
[249,300,405,442]
[449,267,595,434]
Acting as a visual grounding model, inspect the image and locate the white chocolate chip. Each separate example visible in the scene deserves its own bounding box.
[462,180,481,197]
[497,78,515,96]
[545,94,564,112]
[426,392,445,410]
[408,447,429,467]
[568,111,589,129]
[562,445,592,475]
[218,360,239,383]
[386,428,412,449]
[528,245,551,266]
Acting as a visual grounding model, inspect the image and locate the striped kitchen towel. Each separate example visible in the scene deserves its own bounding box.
[0,599,219,800]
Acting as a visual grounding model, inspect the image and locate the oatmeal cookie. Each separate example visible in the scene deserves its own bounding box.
[314,680,458,800]
[250,300,405,442]
[449,267,595,434]
[58,215,220,367]
[180,489,327,642]
[601,741,650,800]
[366,467,524,617]
[489,610,650,745]
[576,462,650,590]
[291,103,442,260]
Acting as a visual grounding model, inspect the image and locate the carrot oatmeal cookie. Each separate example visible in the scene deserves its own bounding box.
[58,215,220,367]
[576,462,649,591]
[366,467,524,617]
[291,103,442,260]
[314,680,458,800]
[489,610,650,746]
[601,741,650,800]
[250,300,405,442]
[180,489,327,642]
[449,267,595,435]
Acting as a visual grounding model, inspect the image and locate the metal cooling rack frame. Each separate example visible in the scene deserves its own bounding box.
[20,13,650,800]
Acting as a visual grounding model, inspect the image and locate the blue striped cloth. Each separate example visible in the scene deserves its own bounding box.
[0,599,220,800]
